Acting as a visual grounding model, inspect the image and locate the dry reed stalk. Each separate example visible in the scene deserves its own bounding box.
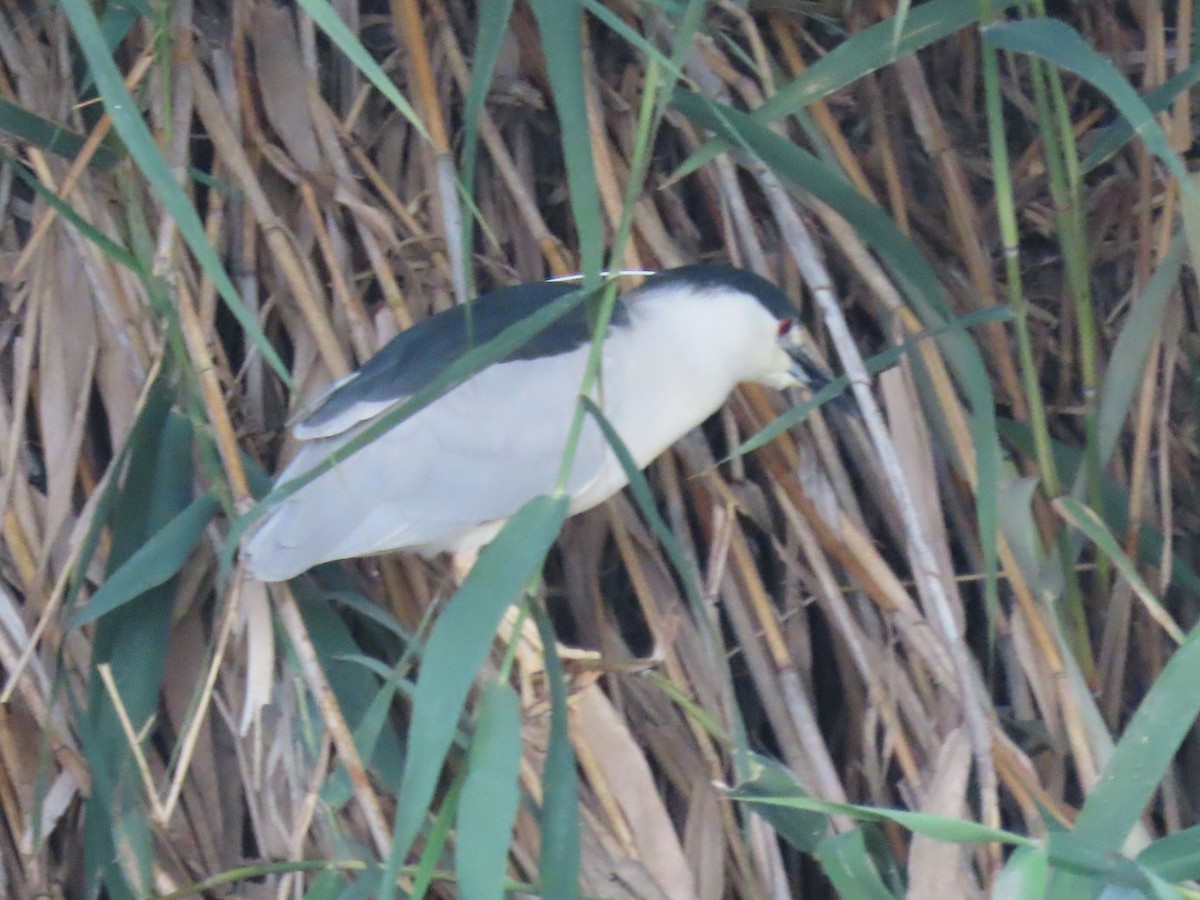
[0,3,1195,897]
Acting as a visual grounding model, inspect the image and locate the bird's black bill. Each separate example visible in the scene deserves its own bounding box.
[786,347,857,414]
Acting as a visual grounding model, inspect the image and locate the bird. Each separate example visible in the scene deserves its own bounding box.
[242,264,834,581]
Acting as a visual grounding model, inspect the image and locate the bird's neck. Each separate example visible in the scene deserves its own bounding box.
[597,294,757,467]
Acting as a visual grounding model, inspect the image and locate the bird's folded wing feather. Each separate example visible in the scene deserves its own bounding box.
[252,348,611,563]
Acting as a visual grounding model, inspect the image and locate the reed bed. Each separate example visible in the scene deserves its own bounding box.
[1,1,1198,897]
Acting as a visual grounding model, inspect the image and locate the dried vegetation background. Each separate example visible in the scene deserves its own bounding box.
[1,0,1199,898]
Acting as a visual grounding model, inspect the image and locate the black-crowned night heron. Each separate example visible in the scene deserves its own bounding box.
[243,265,831,581]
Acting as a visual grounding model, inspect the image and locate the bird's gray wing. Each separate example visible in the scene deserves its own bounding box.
[291,282,615,440]
[245,346,612,575]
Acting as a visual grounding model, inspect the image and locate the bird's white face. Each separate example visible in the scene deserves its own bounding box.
[663,287,822,392]
[752,318,808,389]
[735,305,813,390]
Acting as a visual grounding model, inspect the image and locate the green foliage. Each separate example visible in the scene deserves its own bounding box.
[453,681,520,900]
[0,98,122,170]
[58,0,291,385]
[72,492,218,627]
[534,605,581,900]
[385,496,569,885]
[81,385,194,897]
[528,0,602,281]
[460,0,519,294]
[674,0,1024,179]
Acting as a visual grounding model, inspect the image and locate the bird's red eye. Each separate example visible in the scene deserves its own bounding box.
[777,318,793,337]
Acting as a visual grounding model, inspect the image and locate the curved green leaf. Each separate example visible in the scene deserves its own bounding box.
[295,0,430,144]
[528,0,602,280]
[674,0,1021,180]
[1097,233,1184,463]
[730,752,829,853]
[74,491,219,628]
[460,0,518,295]
[534,603,580,900]
[815,828,901,900]
[1137,825,1200,883]
[1072,617,1200,853]
[59,0,293,387]
[411,774,463,899]
[0,98,122,170]
[2,150,140,272]
[1054,497,1183,644]
[83,406,195,897]
[982,19,1200,266]
[725,790,1034,847]
[385,495,569,879]
[673,89,944,313]
[456,683,522,900]
[994,847,1049,900]
[729,306,1013,460]
[581,397,703,608]
[1082,58,1200,173]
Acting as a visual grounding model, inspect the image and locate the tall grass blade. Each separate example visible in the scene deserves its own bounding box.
[82,403,195,896]
[410,773,463,899]
[1070,621,1200,851]
[672,90,944,312]
[982,19,1200,264]
[729,307,1013,460]
[1053,497,1183,643]
[295,0,430,143]
[1136,825,1200,883]
[291,583,408,793]
[456,682,522,900]
[730,752,829,853]
[460,0,517,295]
[674,0,1022,179]
[527,0,602,280]
[72,492,219,627]
[0,98,122,169]
[673,90,1003,619]
[1082,59,1200,172]
[2,152,140,270]
[727,792,1034,846]
[534,603,581,900]
[580,398,702,607]
[59,0,292,385]
[1096,234,1184,463]
[993,847,1050,900]
[815,828,900,900]
[385,496,568,883]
